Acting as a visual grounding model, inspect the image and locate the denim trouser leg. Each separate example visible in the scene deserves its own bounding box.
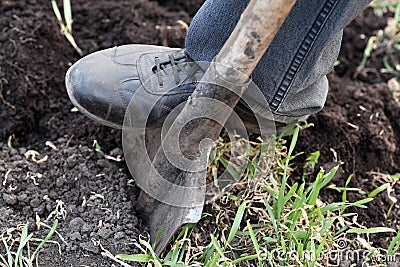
[186,0,371,122]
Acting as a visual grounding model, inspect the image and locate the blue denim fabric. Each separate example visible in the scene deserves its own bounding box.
[186,0,371,122]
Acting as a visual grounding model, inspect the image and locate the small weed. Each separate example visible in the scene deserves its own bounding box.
[51,0,83,56]
[0,220,59,267]
[93,140,102,152]
[114,123,400,266]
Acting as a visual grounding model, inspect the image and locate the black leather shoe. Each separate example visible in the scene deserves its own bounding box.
[66,44,286,134]
[66,45,204,129]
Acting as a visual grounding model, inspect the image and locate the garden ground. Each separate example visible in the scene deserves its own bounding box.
[1,0,400,266]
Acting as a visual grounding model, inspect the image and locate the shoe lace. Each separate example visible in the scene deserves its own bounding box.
[154,52,201,87]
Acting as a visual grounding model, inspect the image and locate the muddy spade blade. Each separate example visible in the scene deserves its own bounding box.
[123,124,207,254]
[123,0,297,255]
[136,191,203,254]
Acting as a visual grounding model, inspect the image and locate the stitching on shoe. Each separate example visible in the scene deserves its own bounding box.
[134,91,172,111]
[118,85,129,108]
[105,86,116,121]
[109,46,139,67]
[120,85,191,111]
[137,53,146,90]
[111,45,178,58]
[120,77,196,97]
[118,79,173,111]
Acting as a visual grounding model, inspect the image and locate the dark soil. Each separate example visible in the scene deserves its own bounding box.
[0,0,200,266]
[297,8,400,248]
[1,0,400,266]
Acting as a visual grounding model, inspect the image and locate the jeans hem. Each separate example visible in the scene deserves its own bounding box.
[272,113,309,124]
[269,0,339,111]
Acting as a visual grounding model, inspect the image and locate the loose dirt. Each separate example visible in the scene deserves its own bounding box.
[1,0,400,265]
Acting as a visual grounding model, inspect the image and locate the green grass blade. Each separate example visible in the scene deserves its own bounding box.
[277,125,300,219]
[287,125,300,161]
[318,203,345,214]
[211,234,225,260]
[231,254,259,265]
[162,262,190,267]
[303,151,320,179]
[51,0,63,23]
[342,174,353,203]
[227,202,247,244]
[0,253,10,267]
[219,157,242,182]
[319,218,336,236]
[170,241,182,264]
[203,246,217,267]
[291,183,305,212]
[1,234,14,267]
[289,231,307,240]
[308,166,338,206]
[117,254,152,262]
[278,120,303,138]
[288,185,308,231]
[314,235,327,264]
[7,136,13,150]
[51,0,83,56]
[283,183,298,207]
[16,232,33,267]
[348,198,374,209]
[320,165,339,188]
[368,183,389,198]
[30,219,58,262]
[358,36,376,70]
[169,225,191,264]
[246,221,262,266]
[388,231,400,256]
[15,224,31,267]
[394,0,400,26]
[262,236,278,243]
[140,239,162,267]
[200,247,213,266]
[388,203,395,217]
[65,34,83,56]
[348,227,396,234]
[63,0,73,33]
[263,199,279,235]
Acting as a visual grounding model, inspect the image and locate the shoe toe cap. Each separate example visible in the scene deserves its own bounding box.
[66,48,137,127]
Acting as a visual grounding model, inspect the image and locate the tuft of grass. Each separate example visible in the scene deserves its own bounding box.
[114,122,400,266]
[0,220,59,267]
[51,0,83,56]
